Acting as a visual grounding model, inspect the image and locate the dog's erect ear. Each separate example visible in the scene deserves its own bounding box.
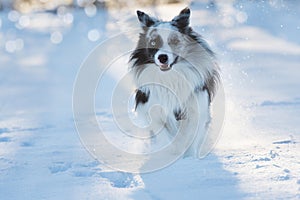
[137,10,157,28]
[172,7,190,29]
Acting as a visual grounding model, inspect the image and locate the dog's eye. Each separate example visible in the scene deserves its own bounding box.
[150,40,156,47]
[149,37,162,48]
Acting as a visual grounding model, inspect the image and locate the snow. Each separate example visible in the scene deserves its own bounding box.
[0,1,300,199]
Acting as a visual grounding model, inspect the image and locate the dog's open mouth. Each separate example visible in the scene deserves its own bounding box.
[159,64,171,71]
[158,56,179,71]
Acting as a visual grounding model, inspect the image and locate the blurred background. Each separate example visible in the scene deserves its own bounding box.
[1,0,299,123]
[0,0,185,12]
[0,0,188,50]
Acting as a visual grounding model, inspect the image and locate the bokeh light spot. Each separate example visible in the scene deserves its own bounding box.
[236,11,248,23]
[19,15,31,28]
[5,38,24,53]
[8,10,20,22]
[50,31,63,44]
[88,29,100,41]
[63,13,74,25]
[84,4,97,17]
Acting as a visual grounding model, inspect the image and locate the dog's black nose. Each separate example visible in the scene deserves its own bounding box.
[158,54,168,64]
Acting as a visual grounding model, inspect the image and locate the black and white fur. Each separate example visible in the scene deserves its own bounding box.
[129,8,219,158]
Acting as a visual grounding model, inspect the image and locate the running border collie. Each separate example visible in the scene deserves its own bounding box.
[129,8,219,158]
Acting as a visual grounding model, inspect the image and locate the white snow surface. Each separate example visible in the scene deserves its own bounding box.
[0,1,300,199]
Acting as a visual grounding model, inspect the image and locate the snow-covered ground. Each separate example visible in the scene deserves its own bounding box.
[0,0,299,199]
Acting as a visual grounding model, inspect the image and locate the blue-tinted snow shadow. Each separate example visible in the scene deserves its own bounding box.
[260,99,300,107]
[131,153,246,200]
[0,128,10,134]
[0,136,11,142]
[99,171,138,188]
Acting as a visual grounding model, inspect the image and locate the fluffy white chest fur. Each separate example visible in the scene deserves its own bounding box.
[133,62,211,158]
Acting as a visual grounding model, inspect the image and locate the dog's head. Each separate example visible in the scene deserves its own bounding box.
[131,8,219,102]
[132,8,193,72]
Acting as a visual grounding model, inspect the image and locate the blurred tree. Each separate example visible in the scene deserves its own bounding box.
[105,0,182,8]
[2,0,186,13]
[13,0,73,13]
